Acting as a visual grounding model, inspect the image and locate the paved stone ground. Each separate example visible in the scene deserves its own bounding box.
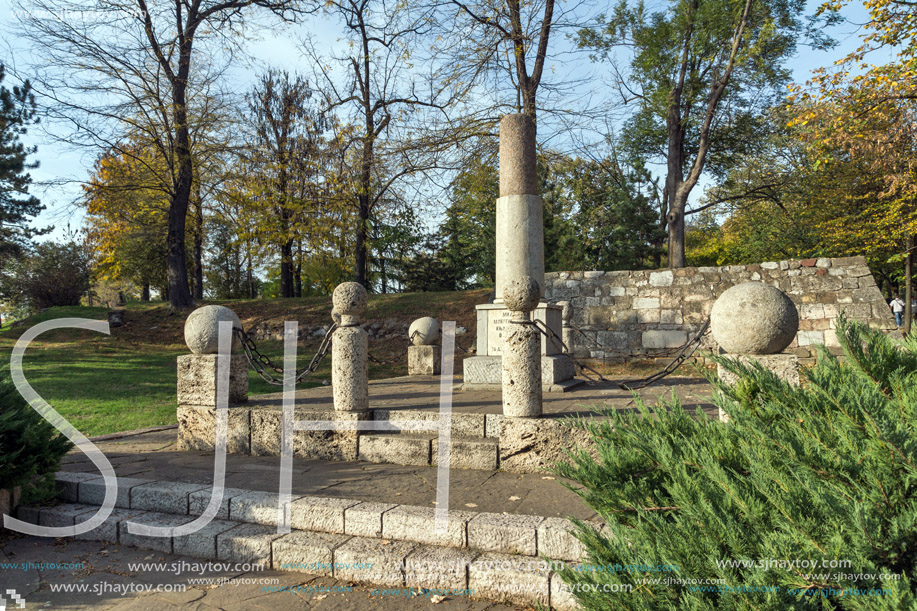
[249,375,716,418]
[0,532,524,610]
[59,429,596,520]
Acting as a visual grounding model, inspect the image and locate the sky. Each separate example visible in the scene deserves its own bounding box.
[0,0,874,243]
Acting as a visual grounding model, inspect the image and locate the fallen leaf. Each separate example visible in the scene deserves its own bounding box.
[508,496,521,501]
[431,595,446,603]
[464,503,477,508]
[542,476,555,480]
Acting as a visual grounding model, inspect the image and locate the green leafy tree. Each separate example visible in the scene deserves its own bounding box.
[555,317,917,609]
[0,64,46,261]
[578,0,834,268]
[2,240,91,311]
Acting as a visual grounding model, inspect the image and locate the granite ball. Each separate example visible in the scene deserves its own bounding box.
[332,282,368,317]
[711,282,799,354]
[184,305,242,354]
[503,276,541,312]
[409,317,440,346]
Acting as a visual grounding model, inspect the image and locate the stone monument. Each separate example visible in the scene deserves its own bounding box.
[407,317,441,375]
[463,114,577,391]
[712,282,800,420]
[332,282,369,412]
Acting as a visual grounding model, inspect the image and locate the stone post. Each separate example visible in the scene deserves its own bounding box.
[177,305,248,406]
[558,301,573,354]
[494,114,545,303]
[502,277,543,418]
[332,282,369,412]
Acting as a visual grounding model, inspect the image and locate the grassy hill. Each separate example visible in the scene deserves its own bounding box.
[0,291,488,437]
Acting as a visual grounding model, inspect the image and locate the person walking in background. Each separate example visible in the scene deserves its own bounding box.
[890,293,906,327]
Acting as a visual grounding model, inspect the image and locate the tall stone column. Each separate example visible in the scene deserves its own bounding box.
[494,114,545,303]
[332,282,369,412]
[502,277,542,417]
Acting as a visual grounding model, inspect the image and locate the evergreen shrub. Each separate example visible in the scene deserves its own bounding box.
[554,317,916,610]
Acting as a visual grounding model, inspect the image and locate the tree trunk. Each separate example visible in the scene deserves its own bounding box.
[906,234,914,336]
[354,195,370,286]
[141,283,150,302]
[193,194,204,300]
[280,238,294,298]
[167,58,195,310]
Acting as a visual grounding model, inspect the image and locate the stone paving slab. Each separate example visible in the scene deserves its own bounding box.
[1,534,527,610]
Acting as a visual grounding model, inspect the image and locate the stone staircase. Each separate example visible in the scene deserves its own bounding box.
[16,472,606,609]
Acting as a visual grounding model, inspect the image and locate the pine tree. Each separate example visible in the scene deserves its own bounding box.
[554,316,917,609]
[0,64,45,260]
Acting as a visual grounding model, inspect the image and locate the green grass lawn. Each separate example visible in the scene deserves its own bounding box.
[0,305,404,437]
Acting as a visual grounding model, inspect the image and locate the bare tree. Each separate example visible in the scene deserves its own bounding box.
[307,0,468,287]
[13,0,310,309]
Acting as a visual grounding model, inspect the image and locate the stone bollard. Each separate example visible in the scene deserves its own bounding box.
[177,305,248,406]
[332,282,369,412]
[557,300,573,354]
[502,276,543,418]
[408,317,441,375]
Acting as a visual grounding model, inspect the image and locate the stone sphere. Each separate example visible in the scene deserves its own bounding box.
[557,300,572,322]
[332,282,368,317]
[711,282,799,354]
[184,305,242,354]
[503,276,540,312]
[409,317,440,345]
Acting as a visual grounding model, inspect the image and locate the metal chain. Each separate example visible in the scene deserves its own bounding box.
[367,330,418,366]
[618,318,711,391]
[234,324,338,387]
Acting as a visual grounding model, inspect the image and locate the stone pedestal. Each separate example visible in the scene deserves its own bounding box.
[177,354,248,406]
[502,318,542,418]
[177,405,251,454]
[495,195,545,301]
[717,353,799,422]
[408,345,441,375]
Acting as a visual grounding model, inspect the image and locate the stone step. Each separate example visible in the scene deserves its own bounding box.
[32,473,605,610]
[370,408,501,438]
[52,472,594,562]
[357,433,500,470]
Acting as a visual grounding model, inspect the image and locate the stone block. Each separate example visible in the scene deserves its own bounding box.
[373,409,485,437]
[15,505,40,526]
[542,355,575,385]
[344,502,398,538]
[462,355,503,385]
[538,517,590,562]
[79,477,151,509]
[177,354,248,406]
[659,309,682,325]
[189,487,249,520]
[642,330,687,349]
[250,409,365,461]
[468,552,551,606]
[358,434,431,466]
[39,503,98,528]
[177,405,251,454]
[500,418,597,474]
[76,508,149,543]
[272,530,352,576]
[551,572,584,611]
[173,519,240,559]
[408,345,441,376]
[119,512,194,553]
[217,523,285,565]
[467,512,544,555]
[607,286,625,297]
[633,297,660,309]
[404,545,478,591]
[797,330,824,346]
[717,354,799,386]
[130,482,208,515]
[432,437,499,470]
[289,496,361,533]
[230,491,300,526]
[55,472,102,502]
[382,505,474,548]
[649,270,673,287]
[333,536,417,586]
[636,308,660,323]
[485,414,503,438]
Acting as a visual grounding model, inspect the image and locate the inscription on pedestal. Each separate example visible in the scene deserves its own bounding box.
[487,309,514,355]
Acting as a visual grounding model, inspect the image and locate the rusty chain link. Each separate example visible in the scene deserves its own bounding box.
[234,324,337,387]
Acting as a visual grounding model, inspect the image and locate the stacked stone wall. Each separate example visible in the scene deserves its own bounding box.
[545,256,898,360]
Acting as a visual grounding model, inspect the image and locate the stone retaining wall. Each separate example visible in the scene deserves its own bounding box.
[545,256,898,359]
